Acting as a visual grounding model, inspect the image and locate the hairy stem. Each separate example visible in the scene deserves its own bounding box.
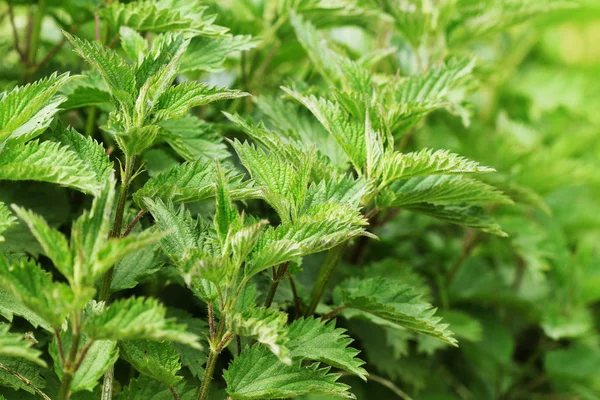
[122,209,146,237]
[305,244,345,317]
[321,305,346,321]
[99,155,137,301]
[0,363,51,400]
[169,384,180,400]
[264,261,290,308]
[57,314,82,400]
[198,318,226,400]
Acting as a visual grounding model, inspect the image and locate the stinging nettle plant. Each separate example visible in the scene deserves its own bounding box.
[1,0,600,399]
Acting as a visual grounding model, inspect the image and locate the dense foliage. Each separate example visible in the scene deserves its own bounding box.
[0,0,599,399]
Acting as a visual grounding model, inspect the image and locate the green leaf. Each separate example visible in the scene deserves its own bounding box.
[64,32,136,109]
[0,291,50,332]
[228,309,290,364]
[0,72,77,144]
[119,26,148,64]
[133,159,258,206]
[287,318,367,381]
[83,297,201,348]
[115,125,160,158]
[214,162,240,244]
[0,141,102,195]
[120,340,181,385]
[49,126,113,188]
[334,277,457,346]
[0,325,46,366]
[381,148,495,187]
[0,357,47,395]
[0,255,92,328]
[11,205,72,281]
[69,339,118,393]
[158,116,229,161]
[385,175,513,207]
[102,1,194,32]
[225,346,354,399]
[0,202,16,242]
[181,35,259,73]
[111,244,161,291]
[153,82,248,122]
[282,89,366,172]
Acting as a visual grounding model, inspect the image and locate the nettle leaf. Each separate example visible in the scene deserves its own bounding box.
[384,175,513,207]
[102,0,194,32]
[385,57,476,132]
[83,297,201,347]
[287,318,367,381]
[0,256,92,328]
[134,159,258,206]
[0,202,16,242]
[0,324,46,366]
[181,34,259,73]
[282,89,366,172]
[0,141,102,195]
[0,291,51,332]
[111,244,161,291]
[120,339,181,385]
[0,72,78,144]
[381,148,495,187]
[405,203,507,236]
[225,346,354,400]
[334,277,457,346]
[158,116,229,161]
[64,32,136,111]
[152,81,248,122]
[50,126,113,187]
[51,335,119,394]
[115,125,160,158]
[118,375,193,400]
[120,26,148,65]
[0,357,47,395]
[228,309,290,364]
[11,205,72,281]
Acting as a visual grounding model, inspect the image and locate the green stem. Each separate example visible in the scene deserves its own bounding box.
[198,318,225,400]
[305,244,345,317]
[99,155,136,301]
[84,107,97,137]
[27,0,47,68]
[57,315,82,400]
[264,262,290,308]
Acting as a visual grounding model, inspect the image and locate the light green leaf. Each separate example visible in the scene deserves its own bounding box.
[0,358,46,395]
[0,141,102,195]
[115,125,160,158]
[181,34,259,73]
[225,346,354,399]
[0,202,16,242]
[111,244,161,291]
[11,205,72,281]
[228,309,290,364]
[158,116,229,161]
[0,325,46,366]
[381,148,495,187]
[0,291,50,332]
[69,340,118,393]
[287,318,367,381]
[0,72,77,144]
[119,26,148,65]
[102,1,194,32]
[120,339,181,385]
[83,297,201,348]
[0,255,92,328]
[153,82,248,122]
[334,277,457,346]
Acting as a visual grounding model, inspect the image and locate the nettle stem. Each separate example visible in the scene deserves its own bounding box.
[263,261,290,308]
[57,314,82,400]
[305,244,345,317]
[99,155,137,301]
[198,318,226,400]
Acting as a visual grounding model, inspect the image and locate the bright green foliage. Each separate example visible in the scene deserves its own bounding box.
[224,346,354,399]
[287,318,367,381]
[335,278,457,346]
[0,325,46,367]
[84,298,201,347]
[0,0,598,399]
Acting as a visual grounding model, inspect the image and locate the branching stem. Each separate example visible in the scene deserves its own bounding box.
[305,244,345,316]
[264,261,290,308]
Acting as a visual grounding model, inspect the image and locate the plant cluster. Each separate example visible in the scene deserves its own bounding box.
[0,0,599,399]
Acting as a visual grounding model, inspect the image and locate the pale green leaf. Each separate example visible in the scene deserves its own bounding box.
[181,34,259,73]
[158,116,229,161]
[225,346,354,399]
[83,297,201,348]
[120,339,181,385]
[287,318,367,381]
[0,202,16,242]
[227,309,290,364]
[0,325,46,366]
[334,277,457,346]
[0,141,102,195]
